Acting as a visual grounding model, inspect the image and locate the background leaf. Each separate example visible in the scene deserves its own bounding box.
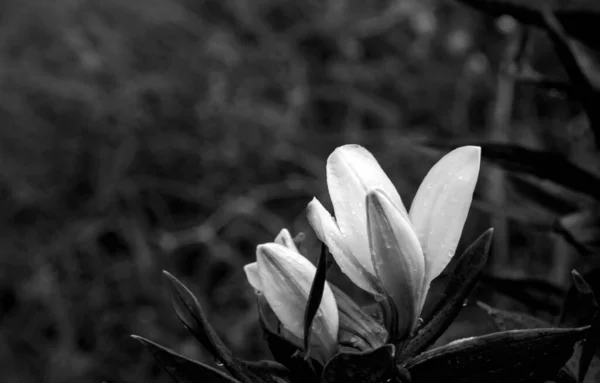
[476,301,552,331]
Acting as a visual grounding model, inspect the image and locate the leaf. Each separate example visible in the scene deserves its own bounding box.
[321,344,396,383]
[303,243,331,358]
[510,175,578,216]
[476,301,552,331]
[400,229,492,361]
[563,341,600,383]
[425,141,600,199]
[480,273,565,315]
[454,0,600,51]
[405,326,589,383]
[556,208,600,256]
[132,335,240,383]
[163,272,288,383]
[329,284,388,352]
[571,271,600,383]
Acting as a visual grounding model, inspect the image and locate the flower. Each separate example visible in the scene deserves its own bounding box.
[307,144,480,338]
[244,229,339,363]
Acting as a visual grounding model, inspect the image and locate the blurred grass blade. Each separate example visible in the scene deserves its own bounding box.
[480,274,565,315]
[476,301,551,331]
[426,141,600,199]
[321,344,396,383]
[405,326,589,383]
[400,228,492,360]
[132,335,240,383]
[557,209,600,257]
[454,0,600,51]
[571,271,600,383]
[303,243,331,359]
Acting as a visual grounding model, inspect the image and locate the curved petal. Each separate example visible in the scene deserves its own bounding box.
[306,197,382,295]
[274,228,300,253]
[243,262,263,292]
[409,146,481,287]
[256,243,339,360]
[326,146,409,271]
[367,189,424,338]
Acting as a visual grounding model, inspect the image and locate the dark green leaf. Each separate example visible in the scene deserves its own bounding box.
[132,335,240,383]
[476,301,551,331]
[405,326,589,383]
[321,344,395,383]
[426,141,600,199]
[454,0,600,51]
[400,229,492,360]
[303,243,330,358]
[329,284,387,352]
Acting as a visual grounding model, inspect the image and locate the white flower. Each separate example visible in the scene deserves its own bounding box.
[307,144,480,337]
[244,230,339,362]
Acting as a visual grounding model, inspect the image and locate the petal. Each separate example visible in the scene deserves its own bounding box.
[243,262,263,292]
[409,146,481,286]
[306,197,381,295]
[326,145,410,275]
[256,243,339,360]
[274,228,300,253]
[367,189,424,338]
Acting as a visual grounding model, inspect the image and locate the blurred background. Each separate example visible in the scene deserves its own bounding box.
[1,0,599,382]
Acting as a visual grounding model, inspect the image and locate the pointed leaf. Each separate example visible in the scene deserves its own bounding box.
[426,141,600,199]
[321,345,396,383]
[476,301,551,331]
[303,243,332,359]
[405,327,589,383]
[400,229,492,360]
[132,335,240,383]
[164,272,283,383]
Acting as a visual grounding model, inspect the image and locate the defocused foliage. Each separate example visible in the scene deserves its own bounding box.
[0,0,598,382]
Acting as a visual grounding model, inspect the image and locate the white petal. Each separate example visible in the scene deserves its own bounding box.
[367,189,424,338]
[326,146,409,275]
[409,146,481,286]
[256,243,339,360]
[306,198,381,295]
[274,228,299,253]
[243,262,263,292]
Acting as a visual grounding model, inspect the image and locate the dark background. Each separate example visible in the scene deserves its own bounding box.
[0,1,597,382]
